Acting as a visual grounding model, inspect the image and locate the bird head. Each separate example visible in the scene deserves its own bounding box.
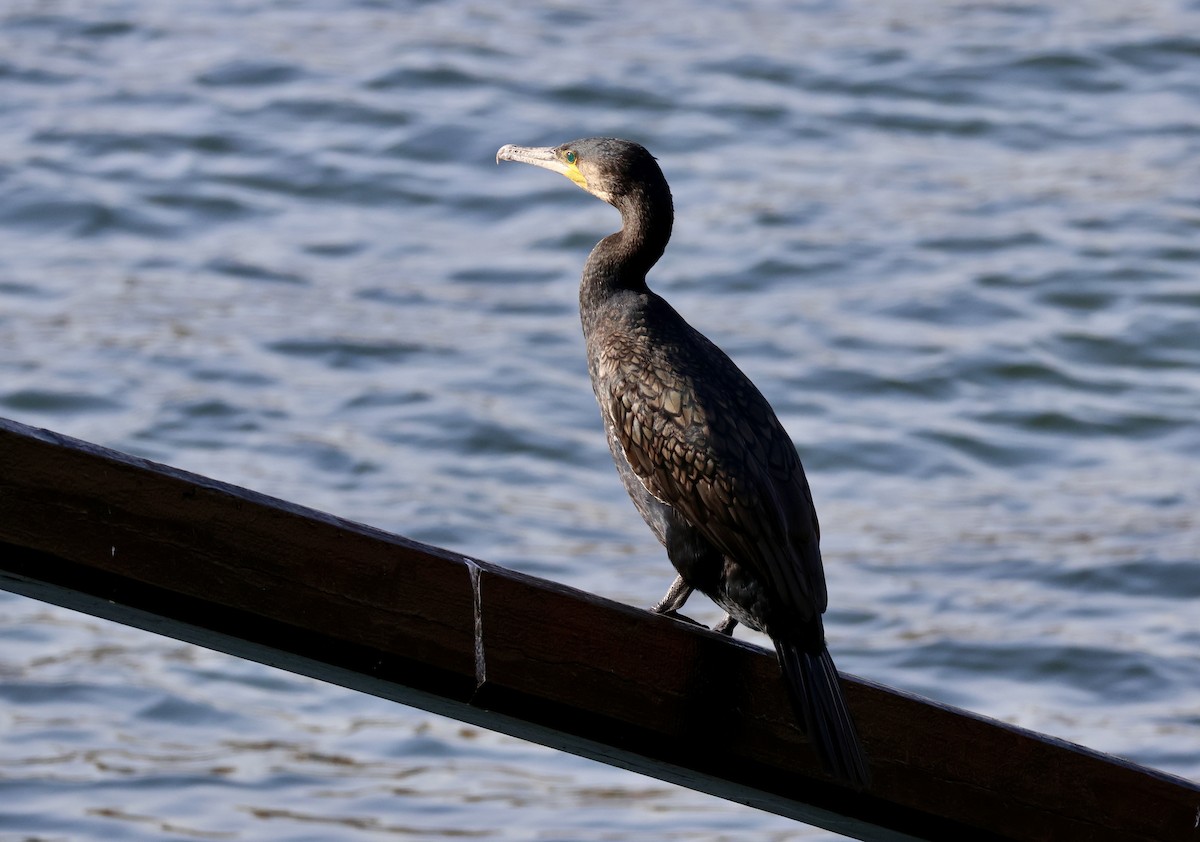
[496,137,666,208]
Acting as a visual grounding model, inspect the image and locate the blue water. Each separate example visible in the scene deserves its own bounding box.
[1,1,1198,838]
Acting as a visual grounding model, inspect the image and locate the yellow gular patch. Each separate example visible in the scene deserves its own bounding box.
[565,164,588,189]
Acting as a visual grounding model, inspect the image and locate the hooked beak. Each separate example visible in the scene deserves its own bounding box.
[496,144,568,175]
[497,142,596,197]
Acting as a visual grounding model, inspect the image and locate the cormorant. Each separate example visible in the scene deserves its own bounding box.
[496,137,870,788]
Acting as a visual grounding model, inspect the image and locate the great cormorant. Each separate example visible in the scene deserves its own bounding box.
[496,137,870,788]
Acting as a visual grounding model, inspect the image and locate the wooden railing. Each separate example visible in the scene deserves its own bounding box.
[1,417,1195,841]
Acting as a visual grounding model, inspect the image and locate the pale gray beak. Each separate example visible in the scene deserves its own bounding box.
[496,144,569,176]
[497,143,594,196]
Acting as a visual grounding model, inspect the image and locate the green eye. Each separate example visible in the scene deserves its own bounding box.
[565,150,577,165]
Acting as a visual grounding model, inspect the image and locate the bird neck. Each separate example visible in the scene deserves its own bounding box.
[580,182,673,315]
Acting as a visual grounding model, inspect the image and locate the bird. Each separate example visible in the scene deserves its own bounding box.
[496,137,870,789]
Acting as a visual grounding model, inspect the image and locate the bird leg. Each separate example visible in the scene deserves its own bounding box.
[712,614,739,636]
[650,579,703,628]
[651,578,739,635]
[651,575,693,615]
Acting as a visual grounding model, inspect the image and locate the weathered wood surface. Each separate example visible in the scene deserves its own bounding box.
[0,416,1196,841]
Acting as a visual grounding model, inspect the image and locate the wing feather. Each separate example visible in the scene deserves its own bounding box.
[596,315,827,623]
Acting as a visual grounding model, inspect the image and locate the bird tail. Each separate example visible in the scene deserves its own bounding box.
[774,639,871,789]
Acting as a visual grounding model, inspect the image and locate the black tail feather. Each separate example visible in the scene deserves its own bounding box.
[774,639,871,789]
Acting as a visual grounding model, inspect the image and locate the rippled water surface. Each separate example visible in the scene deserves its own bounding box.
[2,0,1199,838]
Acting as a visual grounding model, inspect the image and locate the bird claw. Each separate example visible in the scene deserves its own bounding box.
[651,607,705,628]
[651,608,739,637]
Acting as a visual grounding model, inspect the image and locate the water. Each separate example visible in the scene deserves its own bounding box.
[1,0,1198,838]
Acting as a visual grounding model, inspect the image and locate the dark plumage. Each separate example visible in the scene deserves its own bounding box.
[496,137,870,788]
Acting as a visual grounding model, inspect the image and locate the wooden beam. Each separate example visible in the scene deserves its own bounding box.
[0,416,1195,841]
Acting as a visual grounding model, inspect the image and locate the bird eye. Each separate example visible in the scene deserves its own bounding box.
[565,150,577,165]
